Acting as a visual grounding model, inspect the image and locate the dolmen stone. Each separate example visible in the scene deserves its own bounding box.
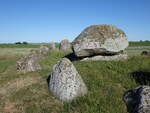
[48,58,87,102]
[60,39,72,51]
[141,51,150,56]
[81,53,128,61]
[72,25,128,59]
[17,54,41,73]
[123,86,150,113]
[49,42,56,50]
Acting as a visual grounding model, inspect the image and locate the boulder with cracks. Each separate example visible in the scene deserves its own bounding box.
[48,58,87,102]
[72,25,128,61]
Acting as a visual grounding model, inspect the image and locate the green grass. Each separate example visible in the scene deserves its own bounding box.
[129,41,150,46]
[0,46,150,113]
[0,42,150,113]
[1,41,150,48]
[0,44,47,48]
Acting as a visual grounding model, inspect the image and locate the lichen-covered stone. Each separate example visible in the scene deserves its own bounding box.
[17,54,41,73]
[49,42,56,50]
[49,58,87,102]
[81,53,128,61]
[60,40,72,51]
[72,25,128,57]
[123,86,150,113]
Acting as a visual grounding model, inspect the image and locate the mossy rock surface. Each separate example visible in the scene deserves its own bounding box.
[72,25,129,57]
[49,58,87,102]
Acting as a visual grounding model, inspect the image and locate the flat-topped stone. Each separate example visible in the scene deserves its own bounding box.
[81,53,128,61]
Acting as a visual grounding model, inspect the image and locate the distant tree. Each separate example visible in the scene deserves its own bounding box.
[15,42,22,44]
[23,41,28,44]
[145,40,149,42]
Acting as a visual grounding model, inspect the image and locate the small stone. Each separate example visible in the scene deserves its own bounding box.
[49,42,56,50]
[48,58,87,102]
[60,40,72,51]
[38,46,49,55]
[141,51,150,56]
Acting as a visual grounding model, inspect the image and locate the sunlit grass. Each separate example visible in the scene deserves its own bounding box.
[0,47,150,113]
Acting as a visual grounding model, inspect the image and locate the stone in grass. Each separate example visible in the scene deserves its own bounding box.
[123,86,150,113]
[38,46,49,55]
[49,58,87,102]
[17,54,41,73]
[60,40,72,51]
[49,42,56,50]
[72,25,129,57]
[141,51,150,56]
[31,46,49,57]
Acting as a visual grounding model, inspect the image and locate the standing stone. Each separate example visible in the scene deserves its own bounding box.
[60,40,72,51]
[72,25,128,57]
[123,86,150,113]
[49,42,56,50]
[48,58,87,102]
[17,54,41,73]
[38,46,49,55]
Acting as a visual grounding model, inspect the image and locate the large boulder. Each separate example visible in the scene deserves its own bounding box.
[72,25,128,57]
[123,86,150,113]
[48,58,87,102]
[60,40,72,51]
[17,54,41,73]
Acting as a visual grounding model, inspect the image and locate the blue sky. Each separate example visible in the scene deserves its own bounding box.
[0,0,150,43]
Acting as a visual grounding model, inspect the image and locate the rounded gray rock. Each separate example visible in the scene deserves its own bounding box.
[49,42,56,50]
[123,86,150,113]
[38,46,49,55]
[60,40,72,51]
[49,58,87,102]
[72,25,129,57]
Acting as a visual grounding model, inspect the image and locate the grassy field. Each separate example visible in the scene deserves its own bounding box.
[129,41,150,46]
[0,43,61,48]
[0,44,42,48]
[0,43,150,113]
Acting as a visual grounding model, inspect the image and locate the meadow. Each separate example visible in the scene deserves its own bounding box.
[0,42,150,113]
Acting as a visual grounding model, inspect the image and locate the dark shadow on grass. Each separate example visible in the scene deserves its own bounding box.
[130,71,150,85]
[47,75,51,88]
[64,53,83,62]
[64,52,123,62]
[123,88,141,113]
